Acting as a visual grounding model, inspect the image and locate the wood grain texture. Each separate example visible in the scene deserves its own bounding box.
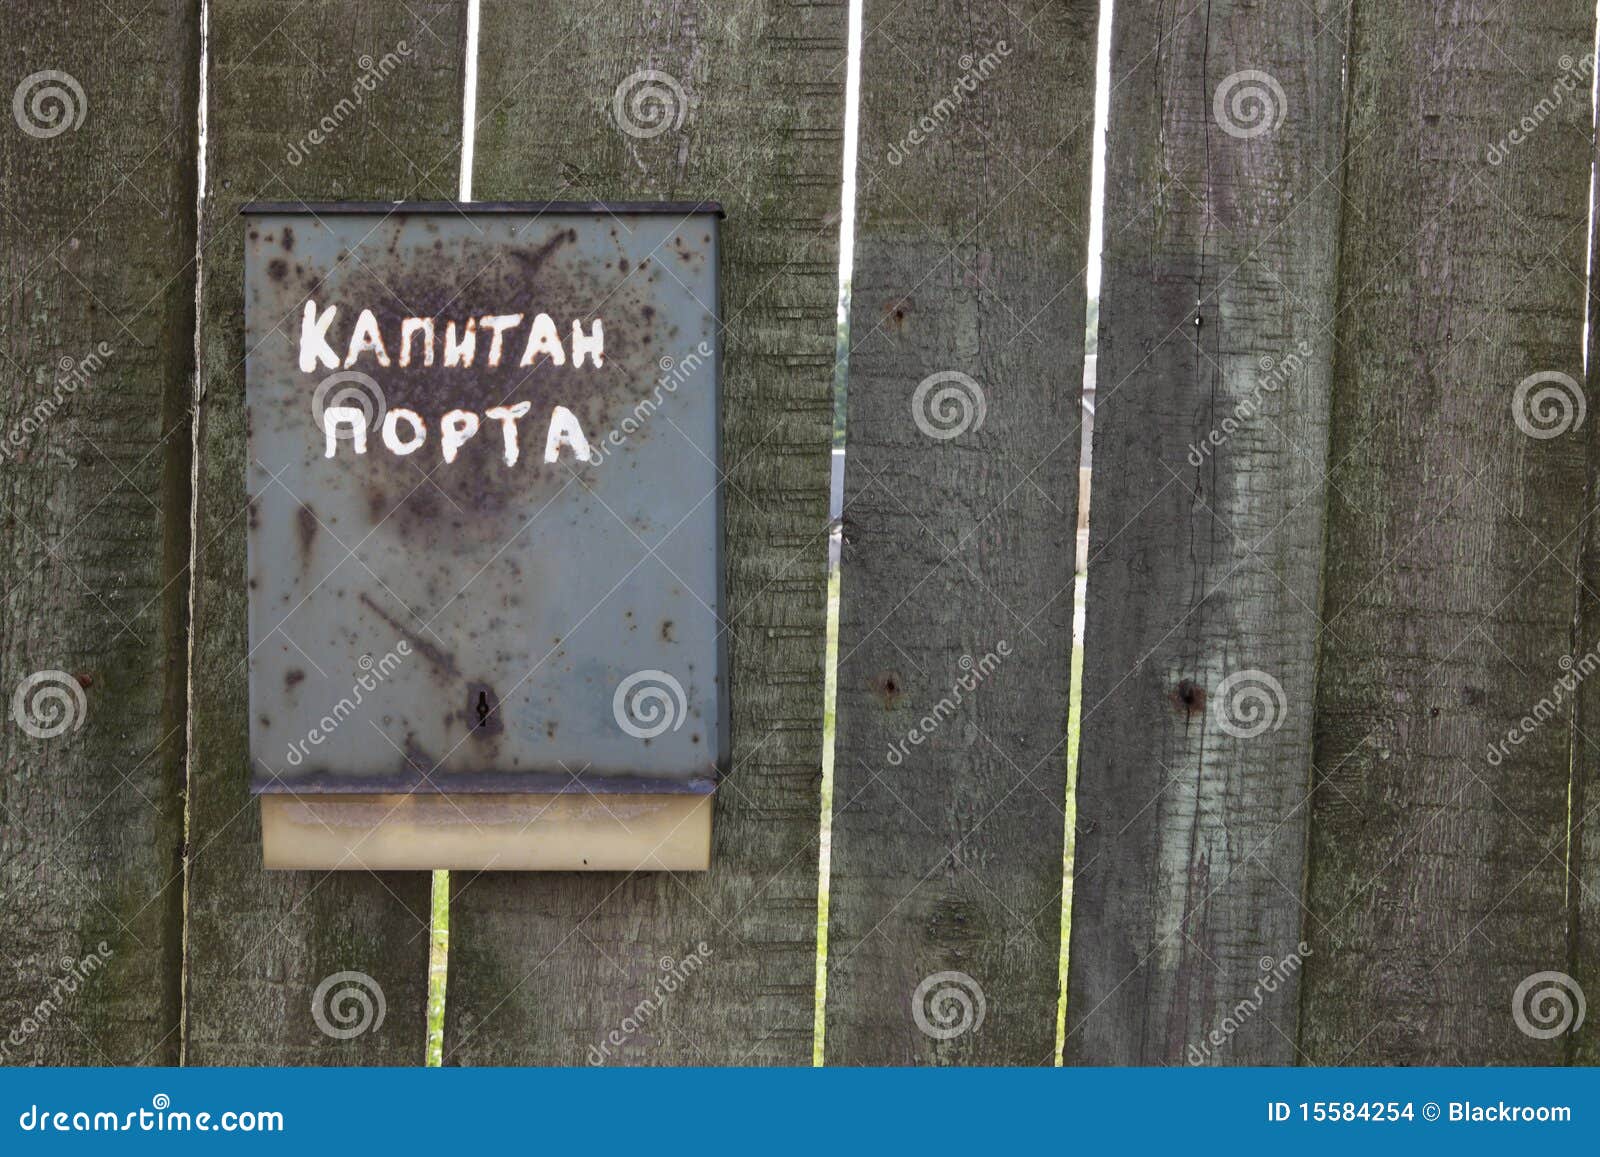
[1064,0,1346,1065]
[184,1,466,1064]
[1299,0,1593,1065]
[443,0,844,1065]
[0,0,197,1065]
[1576,122,1600,1070]
[824,0,1093,1066]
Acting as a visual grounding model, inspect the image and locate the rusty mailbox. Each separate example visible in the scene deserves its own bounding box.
[242,202,725,871]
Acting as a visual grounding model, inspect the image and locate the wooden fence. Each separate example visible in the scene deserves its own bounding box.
[2,0,1597,1067]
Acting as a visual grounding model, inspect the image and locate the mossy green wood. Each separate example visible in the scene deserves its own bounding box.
[184,1,466,1064]
[443,0,845,1064]
[1065,0,1347,1064]
[825,0,1094,1065]
[0,0,198,1064]
[1301,0,1593,1064]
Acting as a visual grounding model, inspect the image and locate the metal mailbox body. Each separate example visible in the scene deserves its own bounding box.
[241,202,725,868]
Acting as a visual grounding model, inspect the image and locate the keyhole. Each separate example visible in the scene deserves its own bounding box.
[465,682,503,738]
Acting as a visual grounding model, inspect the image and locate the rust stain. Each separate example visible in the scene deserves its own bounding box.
[400,733,438,778]
[1171,679,1206,718]
[357,591,461,679]
[285,224,661,550]
[296,503,318,557]
[883,295,915,333]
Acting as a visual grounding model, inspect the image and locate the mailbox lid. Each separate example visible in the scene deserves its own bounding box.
[243,203,725,796]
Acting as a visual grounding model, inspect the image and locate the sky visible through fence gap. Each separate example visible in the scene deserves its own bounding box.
[811,0,866,1069]
[1054,0,1114,1066]
[1563,0,1600,1066]
[177,0,213,1070]
[423,0,482,1070]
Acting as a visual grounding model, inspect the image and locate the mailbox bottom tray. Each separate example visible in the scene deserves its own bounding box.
[261,792,712,871]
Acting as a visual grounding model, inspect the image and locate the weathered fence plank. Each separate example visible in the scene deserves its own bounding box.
[0,0,197,1065]
[1299,0,1593,1064]
[444,0,845,1065]
[184,1,466,1064]
[824,1,1093,1065]
[1577,139,1600,1070]
[1064,1,1346,1065]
